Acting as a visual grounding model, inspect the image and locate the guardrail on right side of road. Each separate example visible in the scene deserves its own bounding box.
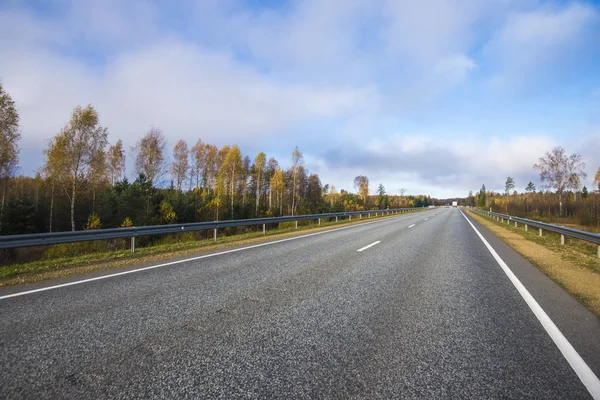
[474,209,600,258]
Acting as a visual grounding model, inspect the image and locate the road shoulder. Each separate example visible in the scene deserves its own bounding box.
[461,209,600,378]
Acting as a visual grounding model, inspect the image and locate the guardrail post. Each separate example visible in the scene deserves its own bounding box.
[525,224,528,232]
[349,215,352,221]
[335,216,338,222]
[597,245,600,259]
[368,213,370,218]
[514,221,517,227]
[214,228,217,241]
[131,236,135,253]
[561,234,565,245]
[263,224,266,235]
[318,218,321,226]
[539,228,543,237]
[359,214,362,219]
[295,221,298,229]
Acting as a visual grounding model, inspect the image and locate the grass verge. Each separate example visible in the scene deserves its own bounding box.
[0,211,420,287]
[466,209,600,317]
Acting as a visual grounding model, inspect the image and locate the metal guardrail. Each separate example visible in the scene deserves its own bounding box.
[0,208,423,252]
[474,209,600,257]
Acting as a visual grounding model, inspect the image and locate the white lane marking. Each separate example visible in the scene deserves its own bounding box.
[357,241,381,252]
[1,214,411,301]
[460,209,600,399]
[408,224,416,228]
[424,218,429,221]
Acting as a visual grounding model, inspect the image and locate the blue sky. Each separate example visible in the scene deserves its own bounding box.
[1,0,599,197]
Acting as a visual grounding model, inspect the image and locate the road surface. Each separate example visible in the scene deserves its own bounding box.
[1,208,600,398]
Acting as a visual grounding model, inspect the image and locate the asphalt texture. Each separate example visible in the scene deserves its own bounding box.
[1,208,600,399]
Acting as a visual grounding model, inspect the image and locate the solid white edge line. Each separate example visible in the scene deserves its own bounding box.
[0,213,418,301]
[408,224,416,228]
[356,241,381,252]
[459,209,600,399]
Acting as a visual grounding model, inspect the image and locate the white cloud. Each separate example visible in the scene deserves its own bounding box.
[484,2,599,86]
[1,0,598,198]
[382,0,486,62]
[0,9,371,152]
[315,133,557,196]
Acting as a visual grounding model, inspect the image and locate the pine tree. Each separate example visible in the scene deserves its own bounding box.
[478,184,487,208]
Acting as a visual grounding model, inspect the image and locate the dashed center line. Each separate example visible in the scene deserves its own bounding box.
[424,218,429,220]
[408,224,416,228]
[357,241,381,252]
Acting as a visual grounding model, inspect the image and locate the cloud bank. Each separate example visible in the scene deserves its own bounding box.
[1,0,599,197]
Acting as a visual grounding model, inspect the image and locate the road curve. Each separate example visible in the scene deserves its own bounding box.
[1,208,600,399]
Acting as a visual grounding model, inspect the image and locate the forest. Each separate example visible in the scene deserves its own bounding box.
[466,150,600,230]
[0,83,435,237]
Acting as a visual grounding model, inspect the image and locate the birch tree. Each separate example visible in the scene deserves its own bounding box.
[190,139,206,189]
[267,157,279,212]
[241,155,251,208]
[290,147,303,216]
[43,135,69,232]
[534,146,586,216]
[204,144,218,193]
[46,104,108,231]
[133,127,167,184]
[89,147,107,209]
[221,145,242,219]
[107,139,125,185]
[594,167,600,192]
[171,139,189,192]
[0,82,21,231]
[253,152,266,216]
[270,168,286,216]
[353,175,369,203]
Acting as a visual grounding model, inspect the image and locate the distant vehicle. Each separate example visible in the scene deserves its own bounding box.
[428,205,435,208]
[452,201,458,207]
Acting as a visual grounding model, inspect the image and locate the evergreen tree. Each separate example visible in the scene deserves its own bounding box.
[478,184,487,208]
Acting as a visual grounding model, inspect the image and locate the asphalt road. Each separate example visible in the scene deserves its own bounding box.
[1,208,600,399]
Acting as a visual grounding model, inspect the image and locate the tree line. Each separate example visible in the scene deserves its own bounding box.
[0,82,437,236]
[469,147,600,227]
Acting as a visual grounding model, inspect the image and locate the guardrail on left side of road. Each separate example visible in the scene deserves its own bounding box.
[0,208,424,253]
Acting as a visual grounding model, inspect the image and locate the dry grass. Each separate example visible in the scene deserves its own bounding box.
[467,210,600,317]
[0,211,419,287]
